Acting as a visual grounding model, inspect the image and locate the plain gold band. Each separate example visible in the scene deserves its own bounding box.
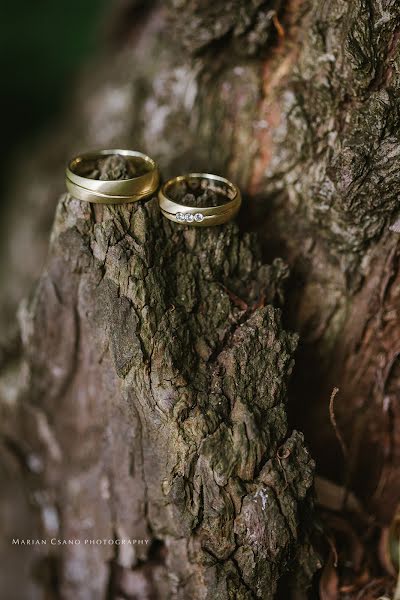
[65,149,160,204]
[65,178,156,205]
[158,173,241,227]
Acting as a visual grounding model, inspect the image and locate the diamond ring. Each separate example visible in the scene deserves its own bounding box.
[158,173,241,227]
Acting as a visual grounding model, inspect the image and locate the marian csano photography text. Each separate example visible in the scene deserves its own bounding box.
[12,538,151,546]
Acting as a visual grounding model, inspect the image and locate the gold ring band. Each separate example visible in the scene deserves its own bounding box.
[65,149,160,204]
[158,173,241,227]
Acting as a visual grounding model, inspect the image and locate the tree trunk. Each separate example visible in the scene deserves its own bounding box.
[1,0,400,598]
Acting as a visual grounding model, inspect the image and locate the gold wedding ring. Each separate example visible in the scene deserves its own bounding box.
[158,173,241,227]
[65,149,159,204]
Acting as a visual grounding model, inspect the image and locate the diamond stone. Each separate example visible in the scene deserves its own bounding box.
[185,213,194,222]
[176,212,185,221]
[194,213,204,222]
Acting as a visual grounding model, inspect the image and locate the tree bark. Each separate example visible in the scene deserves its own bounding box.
[1,0,400,598]
[2,195,317,599]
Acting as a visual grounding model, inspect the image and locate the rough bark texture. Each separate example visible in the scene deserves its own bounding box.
[1,0,400,597]
[2,196,318,599]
